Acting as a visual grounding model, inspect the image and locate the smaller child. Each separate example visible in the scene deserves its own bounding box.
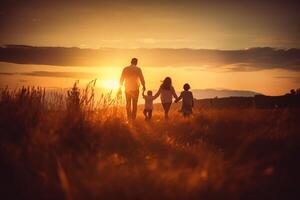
[142,90,155,120]
[175,83,194,117]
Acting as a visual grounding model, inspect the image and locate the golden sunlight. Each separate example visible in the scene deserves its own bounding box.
[98,79,120,91]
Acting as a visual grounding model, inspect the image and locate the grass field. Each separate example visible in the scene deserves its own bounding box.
[0,83,299,200]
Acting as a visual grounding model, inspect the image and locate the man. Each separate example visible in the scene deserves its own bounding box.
[119,58,145,119]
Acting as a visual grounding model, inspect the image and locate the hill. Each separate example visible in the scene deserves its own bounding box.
[193,94,300,109]
[191,88,261,99]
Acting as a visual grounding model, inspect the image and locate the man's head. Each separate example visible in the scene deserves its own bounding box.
[131,58,138,65]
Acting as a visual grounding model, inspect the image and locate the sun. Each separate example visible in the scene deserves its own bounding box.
[99,79,120,91]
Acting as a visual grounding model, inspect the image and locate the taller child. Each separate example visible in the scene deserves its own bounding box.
[153,77,178,119]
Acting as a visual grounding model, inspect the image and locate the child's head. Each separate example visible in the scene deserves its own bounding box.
[183,83,190,91]
[147,90,153,96]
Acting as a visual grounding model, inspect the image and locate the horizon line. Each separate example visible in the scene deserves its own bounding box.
[2,44,299,51]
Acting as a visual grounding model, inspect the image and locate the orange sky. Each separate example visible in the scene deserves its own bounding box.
[1,1,300,49]
[0,0,299,95]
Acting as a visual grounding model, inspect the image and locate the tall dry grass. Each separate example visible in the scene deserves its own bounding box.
[0,82,299,200]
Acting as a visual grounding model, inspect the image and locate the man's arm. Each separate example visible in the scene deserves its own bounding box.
[142,90,146,98]
[139,68,145,90]
[119,68,126,86]
[118,68,125,95]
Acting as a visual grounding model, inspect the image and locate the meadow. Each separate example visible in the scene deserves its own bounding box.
[0,82,299,200]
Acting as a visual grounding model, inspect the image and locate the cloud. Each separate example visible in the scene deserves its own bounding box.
[21,71,96,79]
[275,76,300,83]
[0,70,96,79]
[221,63,259,72]
[0,72,15,75]
[0,45,299,72]
[137,38,192,44]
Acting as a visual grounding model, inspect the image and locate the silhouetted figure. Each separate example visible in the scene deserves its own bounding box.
[175,83,194,117]
[290,89,296,96]
[142,90,155,120]
[119,58,145,120]
[153,77,178,119]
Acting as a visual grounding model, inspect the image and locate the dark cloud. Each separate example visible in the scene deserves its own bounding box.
[0,45,299,71]
[0,72,15,75]
[0,69,96,79]
[21,71,96,79]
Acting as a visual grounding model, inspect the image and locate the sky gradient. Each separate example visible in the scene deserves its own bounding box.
[1,0,300,49]
[0,0,299,96]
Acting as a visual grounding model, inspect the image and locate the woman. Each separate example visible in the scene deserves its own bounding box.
[153,77,178,119]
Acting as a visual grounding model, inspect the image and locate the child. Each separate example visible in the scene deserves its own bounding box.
[175,83,194,117]
[142,90,155,120]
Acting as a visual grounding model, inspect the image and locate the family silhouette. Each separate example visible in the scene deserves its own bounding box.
[119,58,194,120]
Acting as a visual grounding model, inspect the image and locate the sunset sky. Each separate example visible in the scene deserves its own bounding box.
[0,0,299,96]
[1,0,300,49]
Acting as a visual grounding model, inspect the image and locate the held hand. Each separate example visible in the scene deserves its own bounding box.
[142,85,146,92]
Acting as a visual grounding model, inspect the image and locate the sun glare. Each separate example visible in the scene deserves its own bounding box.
[99,79,119,91]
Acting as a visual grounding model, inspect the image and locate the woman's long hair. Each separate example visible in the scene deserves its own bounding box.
[160,77,172,90]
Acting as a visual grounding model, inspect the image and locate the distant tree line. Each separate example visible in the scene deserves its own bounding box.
[194,88,300,109]
[289,88,300,96]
